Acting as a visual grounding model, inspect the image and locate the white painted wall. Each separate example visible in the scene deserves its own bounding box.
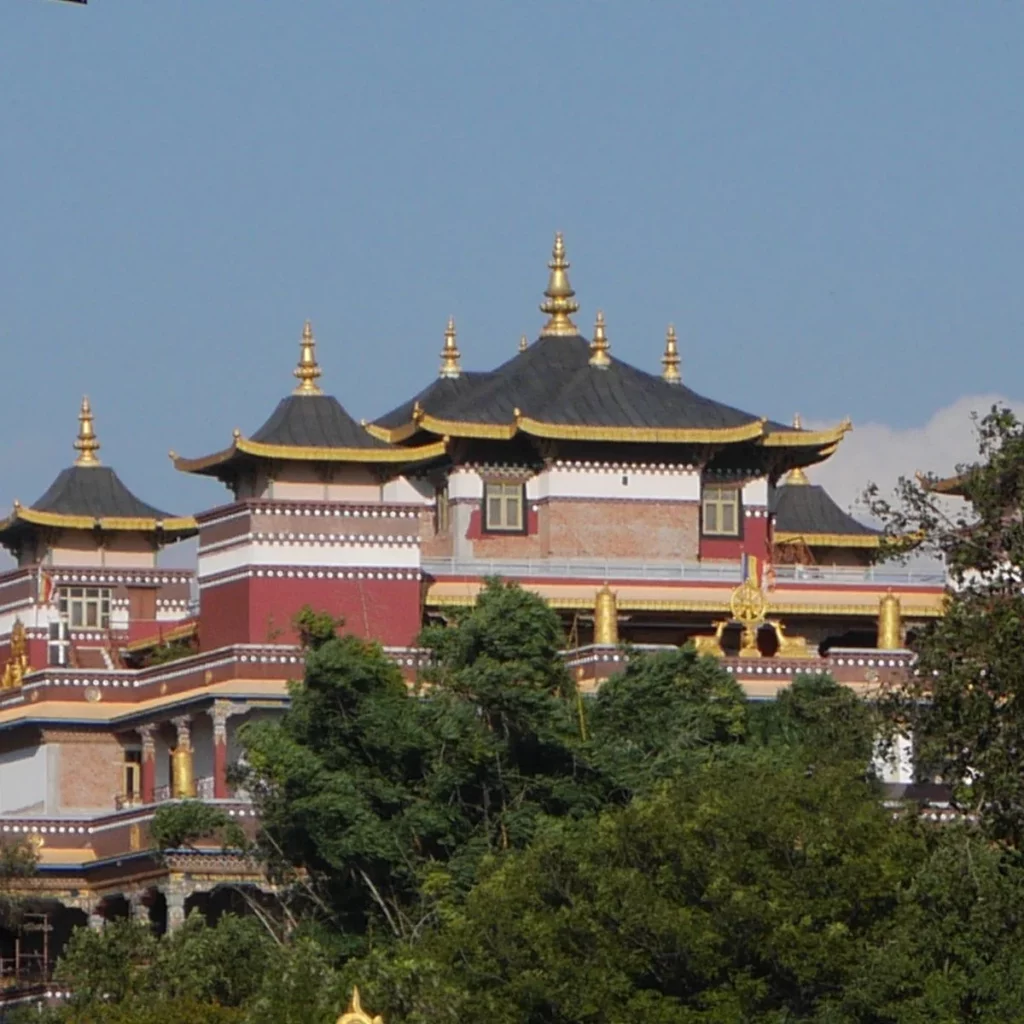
[198,538,421,580]
[0,746,47,815]
[382,477,434,504]
[529,467,701,502]
[741,478,769,507]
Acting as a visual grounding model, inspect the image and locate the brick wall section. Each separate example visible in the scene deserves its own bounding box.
[543,500,700,560]
[50,730,125,812]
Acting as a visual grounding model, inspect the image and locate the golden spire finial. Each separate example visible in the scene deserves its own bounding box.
[539,231,580,337]
[785,413,810,484]
[589,310,611,368]
[662,324,681,384]
[519,334,528,353]
[438,316,461,379]
[73,396,101,467]
[293,320,323,396]
[337,987,384,1024]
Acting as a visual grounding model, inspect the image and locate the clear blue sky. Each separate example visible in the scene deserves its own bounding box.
[2,1,1022,518]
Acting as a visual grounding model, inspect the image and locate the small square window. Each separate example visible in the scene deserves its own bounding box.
[702,485,741,537]
[483,482,524,532]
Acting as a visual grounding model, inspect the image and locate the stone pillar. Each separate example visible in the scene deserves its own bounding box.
[212,701,233,799]
[139,724,156,804]
[130,891,151,927]
[166,889,186,932]
[171,716,195,799]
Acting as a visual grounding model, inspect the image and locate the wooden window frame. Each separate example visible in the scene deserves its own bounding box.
[59,586,111,629]
[701,484,743,538]
[482,481,526,534]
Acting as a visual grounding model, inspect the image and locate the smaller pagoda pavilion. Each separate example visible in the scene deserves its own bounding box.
[771,416,881,568]
[173,322,448,650]
[0,398,196,675]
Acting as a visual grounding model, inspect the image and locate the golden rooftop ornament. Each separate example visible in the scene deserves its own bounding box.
[661,324,681,384]
[337,988,384,1024]
[785,414,810,485]
[74,396,101,467]
[293,320,324,396]
[438,316,461,379]
[539,231,580,337]
[589,311,611,368]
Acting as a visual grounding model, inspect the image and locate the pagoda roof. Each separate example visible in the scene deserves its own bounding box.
[174,322,447,480]
[0,400,195,548]
[373,334,850,449]
[772,474,880,548]
[372,235,850,454]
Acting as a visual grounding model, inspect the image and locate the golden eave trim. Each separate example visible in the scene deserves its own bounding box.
[426,592,943,616]
[418,414,518,440]
[517,416,767,444]
[175,436,447,471]
[774,531,882,549]
[762,420,852,448]
[0,508,196,534]
[235,437,447,463]
[365,421,420,444]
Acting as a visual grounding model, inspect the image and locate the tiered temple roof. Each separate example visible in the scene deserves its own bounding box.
[371,234,851,474]
[173,321,447,483]
[0,398,195,553]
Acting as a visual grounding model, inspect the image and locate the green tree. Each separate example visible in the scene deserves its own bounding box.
[748,672,879,767]
[588,646,747,797]
[360,754,919,1024]
[149,801,247,853]
[869,406,1024,844]
[236,580,599,952]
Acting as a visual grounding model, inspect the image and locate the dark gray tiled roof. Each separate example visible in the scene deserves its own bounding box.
[32,466,175,520]
[252,395,393,450]
[772,482,879,538]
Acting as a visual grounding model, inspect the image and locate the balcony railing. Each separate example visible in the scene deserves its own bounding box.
[424,557,947,588]
[772,564,946,587]
[196,776,215,800]
[423,557,743,582]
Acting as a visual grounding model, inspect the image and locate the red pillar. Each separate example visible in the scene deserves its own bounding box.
[212,702,229,799]
[139,724,156,804]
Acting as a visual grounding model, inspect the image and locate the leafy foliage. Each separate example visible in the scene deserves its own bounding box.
[149,801,246,852]
[869,406,1024,843]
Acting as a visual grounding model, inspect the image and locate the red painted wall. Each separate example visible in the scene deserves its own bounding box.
[200,575,422,650]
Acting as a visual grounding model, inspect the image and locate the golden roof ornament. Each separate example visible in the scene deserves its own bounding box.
[785,414,810,485]
[539,231,580,337]
[293,320,324,396]
[661,324,681,384]
[337,987,384,1024]
[589,311,611,368]
[73,396,101,467]
[438,316,461,379]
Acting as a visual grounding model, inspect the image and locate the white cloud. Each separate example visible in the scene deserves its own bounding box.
[806,394,1024,520]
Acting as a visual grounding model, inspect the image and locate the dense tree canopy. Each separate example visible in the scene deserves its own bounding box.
[869,406,1024,844]
[33,551,1024,1022]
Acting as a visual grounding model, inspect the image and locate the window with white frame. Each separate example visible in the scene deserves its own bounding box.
[59,586,111,629]
[702,485,741,537]
[484,481,525,532]
[47,620,69,667]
